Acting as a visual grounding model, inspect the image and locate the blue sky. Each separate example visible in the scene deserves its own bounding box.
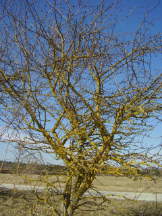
[0,0,161,165]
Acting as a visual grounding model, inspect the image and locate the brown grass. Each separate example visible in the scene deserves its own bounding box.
[0,174,162,193]
[93,176,162,193]
[0,189,162,216]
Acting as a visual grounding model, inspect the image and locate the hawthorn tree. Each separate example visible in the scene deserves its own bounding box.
[0,0,162,215]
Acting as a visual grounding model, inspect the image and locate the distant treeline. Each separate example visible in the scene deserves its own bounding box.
[0,160,162,176]
[0,160,67,175]
[139,167,162,177]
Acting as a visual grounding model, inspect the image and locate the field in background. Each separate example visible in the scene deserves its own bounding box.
[0,174,162,193]
[0,161,162,193]
[94,176,162,193]
[0,161,162,215]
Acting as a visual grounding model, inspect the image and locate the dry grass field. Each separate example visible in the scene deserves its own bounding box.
[0,174,162,215]
[0,189,162,216]
[0,174,162,193]
[94,176,162,193]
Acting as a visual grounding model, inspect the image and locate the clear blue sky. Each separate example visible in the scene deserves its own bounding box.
[0,0,161,165]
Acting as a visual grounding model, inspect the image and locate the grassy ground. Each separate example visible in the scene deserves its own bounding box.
[0,174,162,215]
[94,176,162,193]
[0,174,162,193]
[0,189,162,216]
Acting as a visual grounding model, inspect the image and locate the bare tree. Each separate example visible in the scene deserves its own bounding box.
[0,0,162,215]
